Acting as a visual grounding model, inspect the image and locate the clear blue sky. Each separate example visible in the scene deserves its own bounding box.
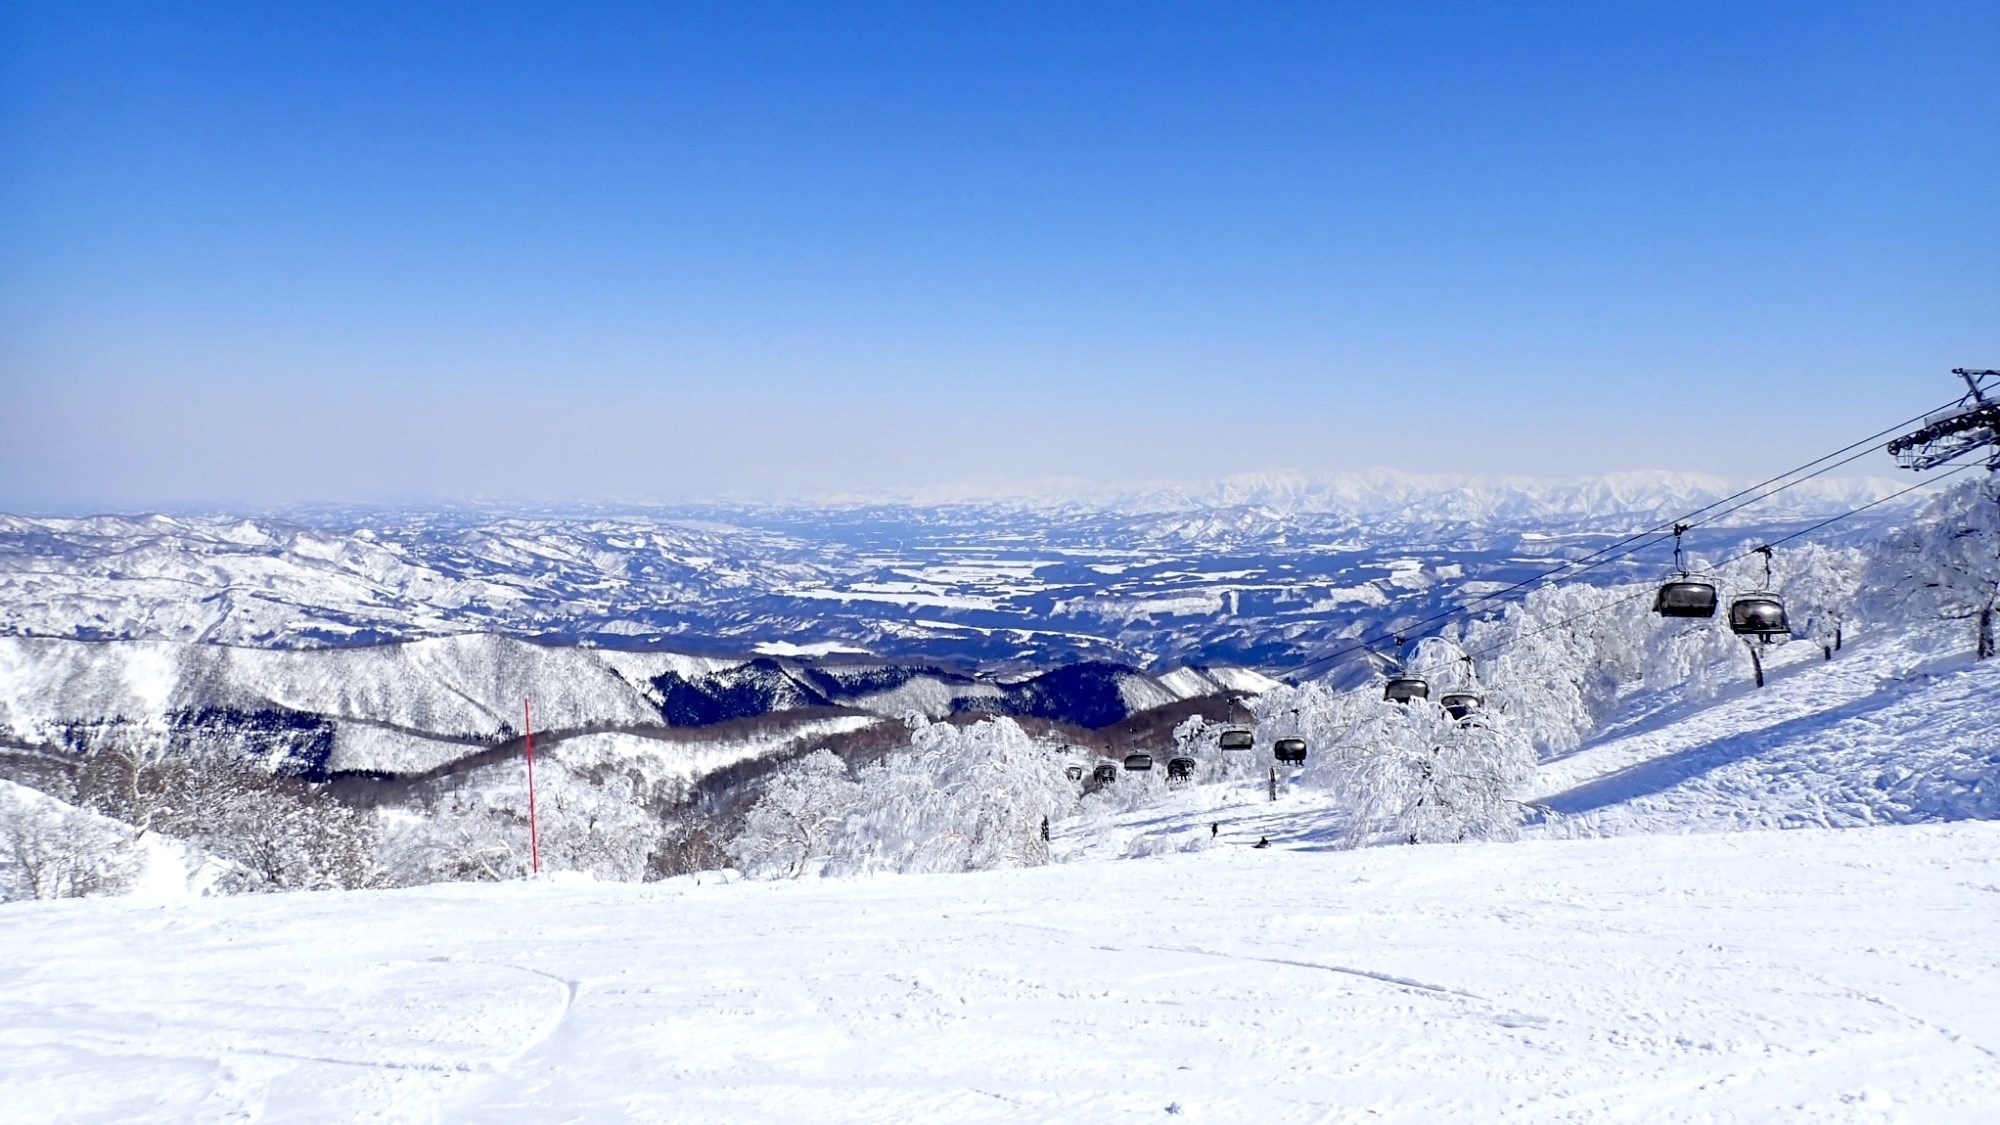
[3,2,1995,510]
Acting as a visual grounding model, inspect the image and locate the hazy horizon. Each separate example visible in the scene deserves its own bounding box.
[0,464,1920,522]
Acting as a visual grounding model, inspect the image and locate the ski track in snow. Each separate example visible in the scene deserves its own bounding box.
[5,824,2000,1123]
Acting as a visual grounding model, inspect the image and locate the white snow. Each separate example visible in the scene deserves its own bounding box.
[1153,667,1220,699]
[1528,642,2000,837]
[850,677,1002,719]
[5,485,1998,1120]
[788,586,1002,612]
[1149,665,1281,700]
[1199,665,1285,695]
[550,717,883,787]
[1307,583,1391,609]
[0,781,225,902]
[0,634,666,747]
[4,823,1998,1121]
[751,640,873,658]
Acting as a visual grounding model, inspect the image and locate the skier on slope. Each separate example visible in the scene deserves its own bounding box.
[1253,836,1270,849]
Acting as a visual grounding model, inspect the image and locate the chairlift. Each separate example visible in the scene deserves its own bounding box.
[1273,737,1308,764]
[1123,752,1154,772]
[1440,691,1484,721]
[1655,523,1719,619]
[1217,727,1255,751]
[1092,763,1118,784]
[1383,676,1430,704]
[1728,546,1791,641]
[1166,756,1196,782]
[1729,595,1790,639]
[1064,764,1084,782]
[1381,634,1429,703]
[1655,580,1720,618]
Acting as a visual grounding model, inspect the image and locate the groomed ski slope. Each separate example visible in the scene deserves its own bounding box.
[4,823,2000,1123]
[1529,641,2000,836]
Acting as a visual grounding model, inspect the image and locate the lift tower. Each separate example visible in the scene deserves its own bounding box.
[1888,369,2000,471]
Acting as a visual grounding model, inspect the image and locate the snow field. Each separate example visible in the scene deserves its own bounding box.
[549,716,884,787]
[4,822,1999,1123]
[1528,643,2000,837]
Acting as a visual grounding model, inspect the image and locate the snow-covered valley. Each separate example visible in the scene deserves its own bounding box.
[0,473,1911,669]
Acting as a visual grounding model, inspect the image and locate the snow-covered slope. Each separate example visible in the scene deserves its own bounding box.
[0,635,664,769]
[1046,630,2000,865]
[0,780,223,901]
[3,822,1996,1123]
[1528,642,2000,835]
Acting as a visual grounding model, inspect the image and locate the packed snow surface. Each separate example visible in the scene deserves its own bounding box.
[5,823,1999,1123]
[1530,645,2000,836]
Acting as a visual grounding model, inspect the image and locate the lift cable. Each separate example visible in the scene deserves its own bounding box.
[1381,453,1988,687]
[1315,435,1900,677]
[1280,395,1968,684]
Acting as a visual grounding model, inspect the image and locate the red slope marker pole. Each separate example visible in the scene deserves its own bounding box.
[524,697,542,876]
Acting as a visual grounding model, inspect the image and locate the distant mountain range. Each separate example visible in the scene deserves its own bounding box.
[0,471,1918,669]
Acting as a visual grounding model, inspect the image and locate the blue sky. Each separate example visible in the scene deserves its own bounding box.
[3,2,1995,510]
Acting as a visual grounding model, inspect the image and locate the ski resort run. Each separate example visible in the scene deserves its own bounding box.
[4,624,2000,1121]
[3,823,1997,1122]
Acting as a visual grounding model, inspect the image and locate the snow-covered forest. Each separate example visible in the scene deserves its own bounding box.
[5,475,1996,904]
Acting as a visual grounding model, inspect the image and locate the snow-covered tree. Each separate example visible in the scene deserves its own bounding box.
[729,750,860,879]
[534,767,662,880]
[1460,582,1644,755]
[1340,702,1537,844]
[648,815,731,880]
[1780,543,1865,659]
[377,801,528,885]
[205,781,376,891]
[1869,476,2000,658]
[1254,680,1536,846]
[1171,714,1211,753]
[71,745,375,892]
[0,788,142,901]
[379,757,665,885]
[829,716,1074,876]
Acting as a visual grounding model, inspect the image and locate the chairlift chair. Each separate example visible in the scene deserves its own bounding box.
[1273,737,1308,764]
[1654,580,1720,618]
[1064,764,1084,782]
[1383,676,1430,704]
[1092,763,1118,784]
[1729,595,1790,640]
[1166,756,1196,782]
[1217,727,1255,751]
[1123,752,1154,772]
[1655,523,1720,619]
[1728,546,1791,641]
[1378,634,1432,704]
[1440,691,1484,720]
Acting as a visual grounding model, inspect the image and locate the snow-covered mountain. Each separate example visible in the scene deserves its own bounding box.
[0,471,1917,668]
[0,634,1276,776]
